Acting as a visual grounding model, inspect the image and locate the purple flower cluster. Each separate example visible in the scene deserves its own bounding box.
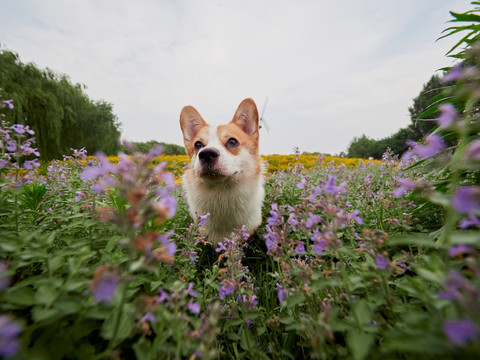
[403,134,446,160]
[89,265,119,303]
[443,319,479,346]
[265,173,362,259]
[0,315,21,357]
[0,122,40,172]
[214,227,258,315]
[80,145,178,263]
[1,99,14,109]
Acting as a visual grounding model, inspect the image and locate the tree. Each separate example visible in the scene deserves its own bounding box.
[0,50,121,159]
[347,135,377,158]
[408,74,444,140]
[345,74,445,159]
[121,140,186,155]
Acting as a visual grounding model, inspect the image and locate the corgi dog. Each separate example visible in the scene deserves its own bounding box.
[180,98,265,244]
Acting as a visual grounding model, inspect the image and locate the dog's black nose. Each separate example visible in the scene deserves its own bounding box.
[199,148,220,164]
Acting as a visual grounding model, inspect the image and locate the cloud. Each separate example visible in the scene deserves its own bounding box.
[0,0,472,154]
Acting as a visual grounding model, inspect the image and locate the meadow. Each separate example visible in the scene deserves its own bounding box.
[0,118,479,359]
[1,5,480,358]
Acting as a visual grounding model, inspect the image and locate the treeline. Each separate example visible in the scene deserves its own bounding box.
[346,75,444,159]
[0,50,121,160]
[121,140,186,155]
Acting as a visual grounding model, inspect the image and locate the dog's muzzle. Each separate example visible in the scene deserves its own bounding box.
[199,148,220,165]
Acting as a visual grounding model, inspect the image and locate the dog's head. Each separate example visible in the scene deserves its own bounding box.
[180,98,261,182]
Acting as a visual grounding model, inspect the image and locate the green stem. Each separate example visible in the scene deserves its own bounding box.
[14,168,19,234]
[107,278,129,354]
[241,302,254,357]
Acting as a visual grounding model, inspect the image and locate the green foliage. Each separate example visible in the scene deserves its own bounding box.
[347,75,445,159]
[0,50,121,159]
[408,74,445,138]
[121,140,186,155]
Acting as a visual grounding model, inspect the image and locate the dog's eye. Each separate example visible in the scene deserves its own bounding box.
[194,141,204,151]
[226,138,239,147]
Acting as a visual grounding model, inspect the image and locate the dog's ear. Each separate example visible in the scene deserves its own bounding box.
[180,105,207,146]
[231,98,259,141]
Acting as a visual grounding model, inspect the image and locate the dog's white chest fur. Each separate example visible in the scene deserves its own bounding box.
[183,172,264,244]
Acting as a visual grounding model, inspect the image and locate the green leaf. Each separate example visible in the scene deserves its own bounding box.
[240,325,255,352]
[449,11,480,22]
[54,298,83,315]
[347,331,375,360]
[381,330,449,354]
[415,268,443,284]
[4,286,35,306]
[133,337,151,360]
[449,230,480,245]
[35,284,58,306]
[353,299,373,326]
[32,306,61,323]
[285,292,305,307]
[101,306,135,342]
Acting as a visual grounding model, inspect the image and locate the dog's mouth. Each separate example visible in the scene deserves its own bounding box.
[199,167,239,179]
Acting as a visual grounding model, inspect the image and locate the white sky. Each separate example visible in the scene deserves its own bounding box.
[0,0,473,155]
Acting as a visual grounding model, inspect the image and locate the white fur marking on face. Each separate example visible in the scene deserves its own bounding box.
[194,126,240,177]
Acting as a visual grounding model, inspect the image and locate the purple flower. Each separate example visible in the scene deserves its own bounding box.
[459,214,480,229]
[0,159,10,169]
[157,288,170,302]
[309,186,322,202]
[264,226,279,253]
[11,124,33,134]
[443,319,479,346]
[310,229,327,255]
[157,195,178,218]
[324,175,346,195]
[295,241,305,255]
[287,213,298,227]
[437,270,468,301]
[74,191,84,202]
[296,178,306,189]
[275,283,288,302]
[141,312,156,323]
[91,273,119,303]
[306,212,322,228]
[219,280,236,299]
[157,231,177,257]
[215,242,226,253]
[267,203,280,226]
[448,244,473,257]
[465,140,480,161]
[393,178,417,198]
[199,213,210,227]
[442,65,463,83]
[348,209,364,225]
[437,104,457,128]
[23,159,40,170]
[0,314,21,357]
[404,134,446,159]
[186,282,198,298]
[237,294,258,309]
[6,141,16,152]
[1,99,14,109]
[187,299,200,314]
[189,251,198,263]
[452,186,480,214]
[146,145,164,160]
[375,254,388,270]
